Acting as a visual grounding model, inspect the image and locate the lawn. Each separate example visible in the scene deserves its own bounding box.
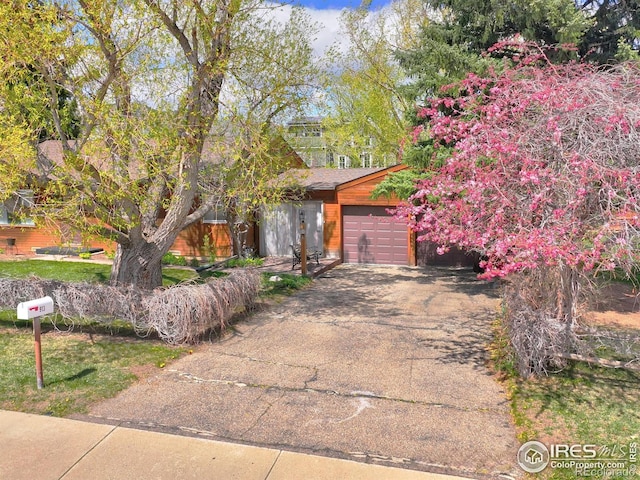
[509,363,640,479]
[0,313,185,416]
[0,259,198,286]
[0,259,311,292]
[491,318,640,479]
[0,259,311,417]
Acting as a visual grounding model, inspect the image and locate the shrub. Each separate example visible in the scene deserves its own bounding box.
[161,252,187,266]
[396,43,640,376]
[202,235,217,263]
[226,257,264,268]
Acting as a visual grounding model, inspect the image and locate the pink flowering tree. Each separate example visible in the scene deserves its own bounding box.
[396,42,640,375]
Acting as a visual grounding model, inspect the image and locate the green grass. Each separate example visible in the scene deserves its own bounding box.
[0,260,112,283]
[0,311,185,417]
[0,260,313,417]
[161,252,188,266]
[260,272,312,297]
[226,257,265,268]
[0,259,201,286]
[0,260,313,295]
[490,317,640,479]
[510,364,640,479]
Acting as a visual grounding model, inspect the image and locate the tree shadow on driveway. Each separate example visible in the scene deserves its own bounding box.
[279,264,500,322]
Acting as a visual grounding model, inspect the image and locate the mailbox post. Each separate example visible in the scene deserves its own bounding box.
[299,210,307,275]
[17,296,54,389]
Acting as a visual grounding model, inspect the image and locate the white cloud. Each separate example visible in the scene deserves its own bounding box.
[305,8,346,56]
[268,3,346,58]
[275,3,411,58]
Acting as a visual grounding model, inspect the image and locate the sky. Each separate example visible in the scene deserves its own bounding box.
[278,0,394,58]
[293,0,391,9]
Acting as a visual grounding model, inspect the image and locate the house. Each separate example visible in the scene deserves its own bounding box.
[259,165,476,267]
[1,138,474,267]
[0,136,305,259]
[284,116,393,169]
[284,116,328,168]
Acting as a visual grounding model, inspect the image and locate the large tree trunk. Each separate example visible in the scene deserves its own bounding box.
[110,241,164,289]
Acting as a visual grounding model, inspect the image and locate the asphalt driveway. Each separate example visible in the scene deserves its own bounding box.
[82,265,519,479]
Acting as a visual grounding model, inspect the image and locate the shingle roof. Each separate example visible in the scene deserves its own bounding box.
[286,167,389,191]
[36,135,304,178]
[286,116,324,127]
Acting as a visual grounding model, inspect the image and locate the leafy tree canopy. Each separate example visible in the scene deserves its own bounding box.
[579,0,640,62]
[396,41,640,280]
[0,0,320,288]
[321,0,429,167]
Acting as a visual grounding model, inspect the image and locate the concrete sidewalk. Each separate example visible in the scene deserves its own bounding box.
[0,410,474,480]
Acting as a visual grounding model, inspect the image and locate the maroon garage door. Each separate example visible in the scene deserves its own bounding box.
[342,206,408,265]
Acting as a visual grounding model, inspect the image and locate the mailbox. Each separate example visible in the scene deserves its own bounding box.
[17,296,54,320]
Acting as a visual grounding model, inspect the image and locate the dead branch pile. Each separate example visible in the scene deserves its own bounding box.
[0,277,65,306]
[502,267,590,377]
[504,287,572,376]
[0,269,261,344]
[53,283,147,325]
[499,258,640,376]
[140,270,260,344]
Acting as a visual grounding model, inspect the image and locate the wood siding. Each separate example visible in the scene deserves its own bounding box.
[1,221,243,260]
[0,225,113,256]
[336,178,399,207]
[307,190,340,258]
[336,165,410,264]
[323,201,340,258]
[171,223,236,258]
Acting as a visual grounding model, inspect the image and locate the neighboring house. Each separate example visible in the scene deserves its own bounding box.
[259,165,476,267]
[0,136,305,259]
[284,116,328,168]
[284,116,389,169]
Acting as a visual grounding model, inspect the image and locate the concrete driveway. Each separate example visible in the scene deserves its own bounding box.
[82,265,519,479]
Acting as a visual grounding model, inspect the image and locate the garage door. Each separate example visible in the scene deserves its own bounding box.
[342,206,408,265]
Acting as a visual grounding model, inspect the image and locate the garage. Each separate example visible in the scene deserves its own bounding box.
[342,206,408,265]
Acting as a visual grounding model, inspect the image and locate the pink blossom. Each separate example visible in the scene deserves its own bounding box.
[394,47,640,279]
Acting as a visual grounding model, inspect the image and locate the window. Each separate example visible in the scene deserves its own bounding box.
[326,151,335,167]
[0,190,34,226]
[338,155,350,169]
[299,126,322,137]
[203,204,227,224]
[360,152,373,168]
[308,126,322,137]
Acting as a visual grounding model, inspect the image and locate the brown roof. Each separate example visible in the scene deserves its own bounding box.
[285,167,392,191]
[36,135,305,179]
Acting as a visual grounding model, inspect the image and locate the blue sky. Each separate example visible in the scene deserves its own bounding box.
[277,0,395,57]
[294,0,391,10]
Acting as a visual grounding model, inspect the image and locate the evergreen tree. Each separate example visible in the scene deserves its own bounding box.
[579,0,640,62]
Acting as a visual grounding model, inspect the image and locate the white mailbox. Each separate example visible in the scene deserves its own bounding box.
[17,296,55,320]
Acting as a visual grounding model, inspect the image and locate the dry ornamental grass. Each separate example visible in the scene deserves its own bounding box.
[0,270,260,344]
